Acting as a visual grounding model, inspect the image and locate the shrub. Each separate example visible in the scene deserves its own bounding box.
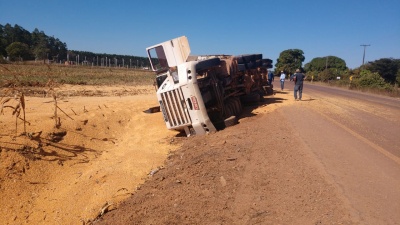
[356,70,392,90]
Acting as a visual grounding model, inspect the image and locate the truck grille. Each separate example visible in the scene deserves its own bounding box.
[160,88,191,128]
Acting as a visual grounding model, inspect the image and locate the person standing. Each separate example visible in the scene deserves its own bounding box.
[279,71,286,91]
[267,70,274,85]
[293,69,306,100]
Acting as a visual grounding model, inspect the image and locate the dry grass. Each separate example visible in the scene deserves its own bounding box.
[0,63,156,134]
[0,63,154,87]
[0,90,27,134]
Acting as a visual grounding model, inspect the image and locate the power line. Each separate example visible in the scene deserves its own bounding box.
[360,44,371,66]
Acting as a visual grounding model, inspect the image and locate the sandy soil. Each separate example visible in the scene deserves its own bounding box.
[2,82,387,224]
[95,85,359,225]
[0,85,180,224]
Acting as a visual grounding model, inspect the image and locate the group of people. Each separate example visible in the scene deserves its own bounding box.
[267,69,306,101]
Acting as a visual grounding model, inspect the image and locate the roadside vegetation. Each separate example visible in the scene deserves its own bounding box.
[275,50,400,97]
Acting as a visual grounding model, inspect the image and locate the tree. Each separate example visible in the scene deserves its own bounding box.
[32,41,49,61]
[0,24,70,62]
[0,23,147,66]
[317,68,341,81]
[304,56,347,72]
[12,24,32,46]
[48,36,67,62]
[31,29,49,61]
[0,24,7,56]
[396,70,400,85]
[275,49,305,74]
[6,42,31,61]
[365,58,399,84]
[2,23,14,45]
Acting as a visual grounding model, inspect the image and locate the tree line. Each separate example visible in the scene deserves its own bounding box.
[1,23,399,89]
[274,49,400,89]
[0,23,148,67]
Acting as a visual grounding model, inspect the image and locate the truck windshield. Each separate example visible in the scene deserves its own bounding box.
[148,46,169,72]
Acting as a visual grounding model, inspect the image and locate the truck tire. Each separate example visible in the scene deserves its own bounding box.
[209,112,225,130]
[240,92,260,105]
[224,116,238,127]
[214,121,225,130]
[195,58,221,71]
[247,62,256,69]
[264,85,273,95]
[228,103,236,117]
[254,54,262,61]
[237,64,246,71]
[232,97,243,115]
[235,54,257,64]
[228,97,241,116]
[224,103,233,118]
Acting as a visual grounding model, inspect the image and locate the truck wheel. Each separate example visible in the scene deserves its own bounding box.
[195,58,221,71]
[209,112,225,130]
[228,97,241,116]
[224,104,233,118]
[264,86,273,95]
[213,120,225,130]
[224,116,238,127]
[232,97,243,115]
[228,103,236,117]
[241,92,260,105]
[235,54,256,64]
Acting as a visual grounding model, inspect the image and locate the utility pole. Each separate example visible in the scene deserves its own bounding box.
[360,44,370,66]
[325,56,329,70]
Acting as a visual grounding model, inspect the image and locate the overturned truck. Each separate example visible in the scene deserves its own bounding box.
[146,36,273,136]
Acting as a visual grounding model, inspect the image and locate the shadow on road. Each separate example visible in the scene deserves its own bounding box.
[240,96,286,119]
[299,98,317,102]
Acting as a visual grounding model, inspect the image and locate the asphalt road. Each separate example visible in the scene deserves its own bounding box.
[282,81,400,224]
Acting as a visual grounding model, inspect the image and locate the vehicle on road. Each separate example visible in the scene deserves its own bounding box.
[146,36,273,136]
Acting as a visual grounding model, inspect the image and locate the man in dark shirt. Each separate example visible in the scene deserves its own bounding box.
[267,70,274,85]
[293,69,306,101]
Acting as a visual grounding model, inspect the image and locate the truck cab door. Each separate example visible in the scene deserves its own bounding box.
[146,36,191,72]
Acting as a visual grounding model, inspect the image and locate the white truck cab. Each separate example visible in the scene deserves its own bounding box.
[146,36,273,136]
[146,36,217,136]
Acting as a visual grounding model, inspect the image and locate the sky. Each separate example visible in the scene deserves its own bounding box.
[1,0,399,69]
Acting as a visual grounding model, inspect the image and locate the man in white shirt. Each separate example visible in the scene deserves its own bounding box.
[279,71,286,91]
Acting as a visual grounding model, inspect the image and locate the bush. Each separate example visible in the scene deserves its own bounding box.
[356,70,392,90]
